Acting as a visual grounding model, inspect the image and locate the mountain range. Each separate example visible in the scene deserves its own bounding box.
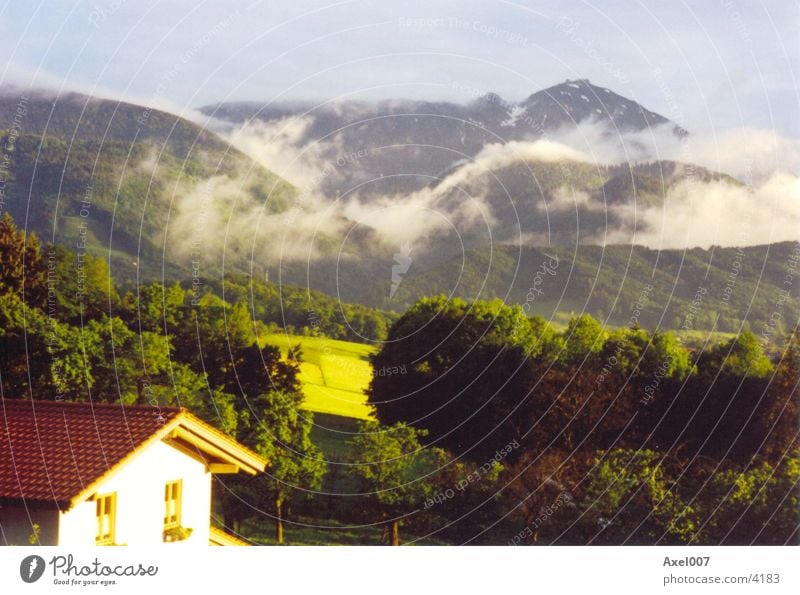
[0,81,795,337]
[201,78,687,198]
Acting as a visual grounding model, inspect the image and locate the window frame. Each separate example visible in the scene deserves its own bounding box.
[163,479,183,530]
[95,492,117,545]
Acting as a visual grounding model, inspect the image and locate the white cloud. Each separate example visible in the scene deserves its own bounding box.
[166,173,346,265]
[173,112,800,261]
[556,119,800,182]
[599,172,800,249]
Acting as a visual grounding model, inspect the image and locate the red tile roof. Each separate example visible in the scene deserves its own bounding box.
[0,399,182,508]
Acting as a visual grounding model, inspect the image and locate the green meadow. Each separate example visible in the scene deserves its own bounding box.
[261,333,376,421]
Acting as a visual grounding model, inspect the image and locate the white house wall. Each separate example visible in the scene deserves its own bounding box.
[58,440,211,546]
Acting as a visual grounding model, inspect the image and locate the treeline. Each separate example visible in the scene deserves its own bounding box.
[204,273,395,342]
[365,296,799,544]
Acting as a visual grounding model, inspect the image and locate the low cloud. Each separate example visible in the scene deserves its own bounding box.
[227,116,336,191]
[598,171,800,249]
[167,174,347,266]
[184,111,799,261]
[555,118,800,183]
[539,186,605,214]
[686,127,800,183]
[339,140,589,246]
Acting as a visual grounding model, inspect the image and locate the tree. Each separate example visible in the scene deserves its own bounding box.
[144,360,238,432]
[46,244,118,323]
[120,281,186,333]
[642,330,786,462]
[211,339,321,543]
[239,390,326,544]
[368,296,539,460]
[525,362,637,452]
[418,453,505,543]
[0,292,87,400]
[0,212,46,308]
[689,454,800,544]
[176,287,326,542]
[698,331,774,381]
[560,314,607,367]
[348,421,447,545]
[528,315,562,362]
[569,449,695,544]
[83,316,172,403]
[758,330,800,461]
[232,343,300,399]
[180,293,257,388]
[599,326,691,383]
[505,448,584,544]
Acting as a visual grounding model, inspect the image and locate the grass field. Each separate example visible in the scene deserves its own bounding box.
[308,412,363,461]
[261,333,376,421]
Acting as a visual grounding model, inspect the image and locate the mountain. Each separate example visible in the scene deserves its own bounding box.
[203,79,682,146]
[0,88,226,157]
[517,79,686,136]
[199,80,753,317]
[0,89,296,280]
[3,84,792,338]
[265,238,798,338]
[200,79,686,199]
[379,241,799,336]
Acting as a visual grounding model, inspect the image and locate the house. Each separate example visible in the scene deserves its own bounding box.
[0,398,267,546]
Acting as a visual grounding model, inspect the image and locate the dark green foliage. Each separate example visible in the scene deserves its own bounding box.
[206,273,394,342]
[688,455,800,544]
[0,213,46,308]
[369,296,541,460]
[696,330,774,381]
[347,420,448,544]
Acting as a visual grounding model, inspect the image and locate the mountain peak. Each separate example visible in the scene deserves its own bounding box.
[529,78,612,101]
[520,78,682,135]
[469,92,507,110]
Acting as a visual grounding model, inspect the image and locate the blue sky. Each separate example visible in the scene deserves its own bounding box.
[1,0,797,136]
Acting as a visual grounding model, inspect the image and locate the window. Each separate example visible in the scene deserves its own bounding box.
[95,493,116,545]
[164,480,182,529]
